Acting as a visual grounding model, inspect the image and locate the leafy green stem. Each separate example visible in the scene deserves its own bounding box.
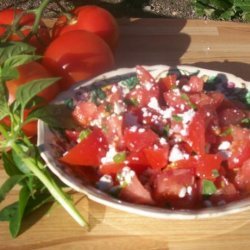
[11,142,88,228]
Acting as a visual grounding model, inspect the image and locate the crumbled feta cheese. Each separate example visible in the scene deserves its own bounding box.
[182,85,191,92]
[148,97,159,110]
[114,101,126,115]
[145,81,153,90]
[117,167,135,187]
[159,137,167,145]
[111,85,118,93]
[130,126,138,132]
[138,128,146,133]
[178,109,196,124]
[161,107,174,119]
[218,141,231,151]
[178,187,187,198]
[233,158,239,164]
[169,144,189,162]
[101,145,118,164]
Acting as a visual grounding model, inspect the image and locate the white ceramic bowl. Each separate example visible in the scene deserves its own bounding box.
[37,65,250,219]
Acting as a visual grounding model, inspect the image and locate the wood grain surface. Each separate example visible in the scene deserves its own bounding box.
[1,18,250,250]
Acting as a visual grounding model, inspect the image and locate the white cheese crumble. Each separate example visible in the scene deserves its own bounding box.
[169,144,189,162]
[145,81,153,90]
[148,97,159,110]
[218,141,231,151]
[113,101,126,115]
[182,85,191,92]
[117,167,135,187]
[178,109,196,124]
[178,187,187,198]
[100,145,118,164]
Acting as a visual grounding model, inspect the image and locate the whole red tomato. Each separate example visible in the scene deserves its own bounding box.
[3,61,60,137]
[0,9,50,53]
[42,30,115,90]
[52,5,119,50]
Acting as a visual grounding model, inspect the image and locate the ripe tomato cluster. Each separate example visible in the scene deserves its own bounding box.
[0,5,118,136]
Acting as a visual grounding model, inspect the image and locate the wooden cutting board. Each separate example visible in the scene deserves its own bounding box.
[1,18,250,250]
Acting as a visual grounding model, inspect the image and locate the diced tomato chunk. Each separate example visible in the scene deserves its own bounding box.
[60,127,108,166]
[124,127,158,152]
[158,74,177,92]
[196,154,222,181]
[228,126,250,169]
[119,174,155,205]
[136,65,155,85]
[72,101,98,126]
[218,108,246,127]
[186,110,206,155]
[188,75,204,93]
[163,89,190,111]
[189,91,224,109]
[144,145,169,169]
[235,159,250,192]
[65,130,80,142]
[99,163,125,175]
[153,167,197,208]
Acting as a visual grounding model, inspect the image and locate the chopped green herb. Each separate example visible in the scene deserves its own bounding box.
[91,87,106,104]
[113,152,126,163]
[245,91,250,105]
[220,127,232,137]
[64,98,74,109]
[105,103,113,112]
[172,115,183,122]
[212,169,220,178]
[79,129,92,141]
[202,179,217,196]
[124,98,139,106]
[120,76,139,90]
[180,93,197,109]
[163,124,170,137]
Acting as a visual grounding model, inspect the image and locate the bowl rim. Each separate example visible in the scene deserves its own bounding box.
[37,64,250,220]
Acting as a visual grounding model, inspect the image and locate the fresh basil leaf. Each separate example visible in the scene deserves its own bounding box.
[3,54,41,69]
[15,77,60,109]
[0,175,25,203]
[120,76,139,90]
[0,202,18,222]
[27,104,78,129]
[0,42,36,65]
[172,114,183,122]
[9,186,30,238]
[24,189,53,216]
[2,151,23,176]
[202,179,217,196]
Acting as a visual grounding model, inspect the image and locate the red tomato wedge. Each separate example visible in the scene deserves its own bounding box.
[60,128,108,166]
[119,174,155,205]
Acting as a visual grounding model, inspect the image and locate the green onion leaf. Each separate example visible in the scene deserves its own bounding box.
[202,179,217,196]
[113,152,126,163]
[79,129,92,141]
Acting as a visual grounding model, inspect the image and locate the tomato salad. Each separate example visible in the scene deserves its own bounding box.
[58,66,250,210]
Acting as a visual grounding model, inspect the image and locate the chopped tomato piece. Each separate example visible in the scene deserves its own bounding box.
[158,74,177,92]
[60,127,108,166]
[124,127,158,152]
[119,174,155,205]
[235,159,250,192]
[72,101,98,126]
[99,163,125,175]
[196,154,222,180]
[144,145,169,169]
[188,75,204,93]
[65,130,80,142]
[136,65,155,85]
[163,89,190,111]
[153,167,197,208]
[228,126,250,169]
[186,110,206,155]
[218,108,246,127]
